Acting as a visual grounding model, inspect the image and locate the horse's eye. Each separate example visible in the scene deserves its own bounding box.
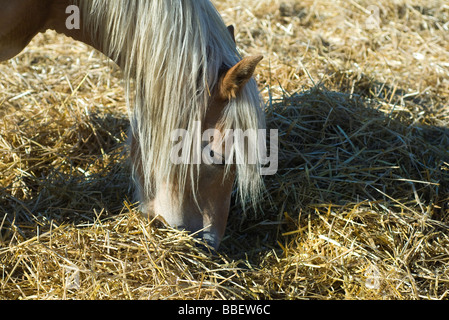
[211,150,226,166]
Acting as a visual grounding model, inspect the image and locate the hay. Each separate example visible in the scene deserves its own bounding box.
[1,0,449,299]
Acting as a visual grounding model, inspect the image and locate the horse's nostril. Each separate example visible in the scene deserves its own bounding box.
[202,231,220,250]
[172,226,220,249]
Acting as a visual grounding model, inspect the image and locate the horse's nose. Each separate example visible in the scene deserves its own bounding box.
[201,231,220,250]
[175,224,221,250]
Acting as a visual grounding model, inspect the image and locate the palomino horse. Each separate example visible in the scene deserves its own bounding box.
[0,0,265,249]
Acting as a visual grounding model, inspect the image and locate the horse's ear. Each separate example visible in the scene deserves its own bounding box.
[218,55,263,101]
[227,25,235,43]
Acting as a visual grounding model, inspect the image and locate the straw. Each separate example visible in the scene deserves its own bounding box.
[1,0,448,299]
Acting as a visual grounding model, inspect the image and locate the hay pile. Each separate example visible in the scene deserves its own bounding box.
[1,0,448,299]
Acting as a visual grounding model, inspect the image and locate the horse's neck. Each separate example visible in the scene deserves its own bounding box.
[46,0,107,60]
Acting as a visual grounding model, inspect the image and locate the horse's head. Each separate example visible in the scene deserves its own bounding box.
[134,53,263,249]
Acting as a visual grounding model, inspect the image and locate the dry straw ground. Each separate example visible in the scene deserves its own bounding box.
[1,0,448,300]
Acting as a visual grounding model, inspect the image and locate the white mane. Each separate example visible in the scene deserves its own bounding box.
[75,0,265,209]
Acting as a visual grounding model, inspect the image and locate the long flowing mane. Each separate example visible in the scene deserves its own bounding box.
[74,0,264,209]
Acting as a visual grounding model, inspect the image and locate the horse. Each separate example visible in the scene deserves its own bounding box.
[0,0,265,249]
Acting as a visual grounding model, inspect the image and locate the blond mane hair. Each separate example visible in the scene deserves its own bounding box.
[74,0,265,209]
